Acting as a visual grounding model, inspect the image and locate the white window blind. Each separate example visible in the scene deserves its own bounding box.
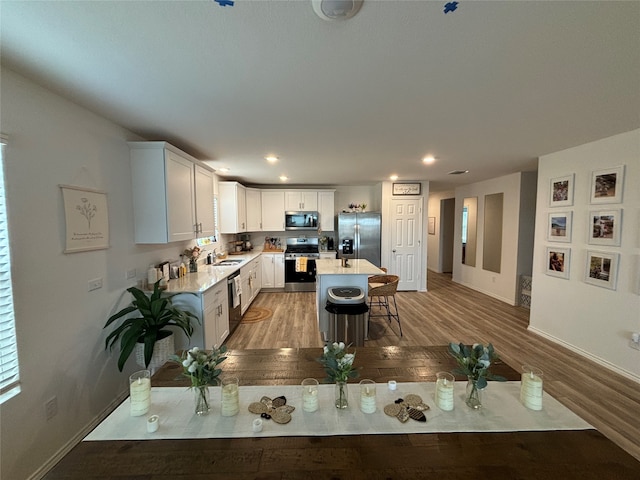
[0,140,20,403]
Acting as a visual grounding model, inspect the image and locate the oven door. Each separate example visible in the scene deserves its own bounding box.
[284,257,317,292]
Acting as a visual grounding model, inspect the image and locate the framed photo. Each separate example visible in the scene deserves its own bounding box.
[547,211,572,243]
[588,209,622,246]
[392,183,421,195]
[590,165,624,204]
[546,247,570,279]
[60,185,110,253]
[549,174,574,207]
[585,250,619,290]
[428,217,436,235]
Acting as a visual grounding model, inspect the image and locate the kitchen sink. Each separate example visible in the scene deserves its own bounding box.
[215,259,243,266]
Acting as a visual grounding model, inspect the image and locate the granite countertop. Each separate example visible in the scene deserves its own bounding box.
[316,258,384,276]
[158,250,264,294]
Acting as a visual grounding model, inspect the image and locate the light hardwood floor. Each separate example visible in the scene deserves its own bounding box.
[226,271,640,462]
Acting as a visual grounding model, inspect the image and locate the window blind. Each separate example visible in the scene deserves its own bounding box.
[0,142,20,403]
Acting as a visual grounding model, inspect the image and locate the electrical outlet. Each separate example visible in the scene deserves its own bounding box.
[126,268,137,280]
[630,332,640,351]
[88,278,103,291]
[45,396,58,420]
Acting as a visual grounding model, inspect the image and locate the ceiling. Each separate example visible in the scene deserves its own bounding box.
[1,1,639,191]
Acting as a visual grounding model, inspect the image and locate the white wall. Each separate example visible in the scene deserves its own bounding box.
[0,69,202,479]
[427,190,455,273]
[452,173,531,305]
[530,129,640,380]
[334,185,382,214]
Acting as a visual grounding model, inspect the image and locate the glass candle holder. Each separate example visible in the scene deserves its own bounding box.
[221,376,240,416]
[301,378,319,412]
[435,372,455,411]
[359,379,376,414]
[520,365,543,410]
[129,370,151,417]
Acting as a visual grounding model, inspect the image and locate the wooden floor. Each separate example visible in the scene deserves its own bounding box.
[227,271,640,462]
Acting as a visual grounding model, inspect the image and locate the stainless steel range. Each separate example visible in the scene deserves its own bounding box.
[284,237,319,292]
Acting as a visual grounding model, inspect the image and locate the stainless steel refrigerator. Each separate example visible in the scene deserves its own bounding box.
[338,212,381,266]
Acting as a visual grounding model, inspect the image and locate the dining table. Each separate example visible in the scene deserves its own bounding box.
[44,346,639,479]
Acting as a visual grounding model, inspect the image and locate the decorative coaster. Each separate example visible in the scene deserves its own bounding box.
[384,394,428,423]
[248,395,294,424]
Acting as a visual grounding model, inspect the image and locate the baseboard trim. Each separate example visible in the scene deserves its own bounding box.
[528,326,640,383]
[454,279,517,306]
[28,390,129,480]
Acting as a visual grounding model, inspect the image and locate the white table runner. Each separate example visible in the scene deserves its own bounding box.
[85,381,592,441]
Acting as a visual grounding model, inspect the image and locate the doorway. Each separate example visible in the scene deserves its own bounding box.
[440,198,455,273]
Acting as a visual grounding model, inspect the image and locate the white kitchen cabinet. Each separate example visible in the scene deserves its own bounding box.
[240,257,262,314]
[318,190,335,232]
[219,181,247,233]
[245,187,262,232]
[130,142,208,243]
[261,190,285,231]
[194,164,215,237]
[261,252,284,288]
[285,190,318,211]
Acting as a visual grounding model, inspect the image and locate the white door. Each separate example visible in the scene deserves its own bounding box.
[390,198,422,290]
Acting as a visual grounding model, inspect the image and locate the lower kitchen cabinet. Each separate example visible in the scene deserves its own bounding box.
[173,281,229,350]
[261,252,284,289]
[240,257,262,314]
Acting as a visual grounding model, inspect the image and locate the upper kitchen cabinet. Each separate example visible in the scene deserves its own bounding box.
[318,190,335,232]
[245,187,262,232]
[219,181,247,233]
[129,141,213,243]
[261,190,285,231]
[285,190,318,211]
[194,165,215,237]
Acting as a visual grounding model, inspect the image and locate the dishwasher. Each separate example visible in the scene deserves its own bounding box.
[227,270,242,335]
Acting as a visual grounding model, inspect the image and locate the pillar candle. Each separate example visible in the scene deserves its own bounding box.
[520,366,543,411]
[129,370,151,417]
[221,376,240,417]
[435,372,455,411]
[360,380,376,414]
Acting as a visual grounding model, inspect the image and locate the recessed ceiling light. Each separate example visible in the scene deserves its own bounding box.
[390,175,398,181]
[448,170,469,175]
[265,155,279,163]
[422,156,436,164]
[217,167,230,173]
[279,175,288,182]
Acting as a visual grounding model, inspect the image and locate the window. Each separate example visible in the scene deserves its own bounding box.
[0,136,20,404]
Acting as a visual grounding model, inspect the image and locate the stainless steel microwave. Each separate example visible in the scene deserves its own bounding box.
[285,211,319,231]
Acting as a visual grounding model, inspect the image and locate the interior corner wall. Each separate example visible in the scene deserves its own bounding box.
[530,129,640,380]
[452,173,526,305]
[427,190,455,273]
[0,69,193,479]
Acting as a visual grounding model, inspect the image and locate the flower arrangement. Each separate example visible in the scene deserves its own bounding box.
[183,245,201,261]
[317,342,358,383]
[449,342,506,409]
[172,345,228,388]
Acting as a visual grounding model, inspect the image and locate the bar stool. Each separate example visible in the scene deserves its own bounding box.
[367,274,402,337]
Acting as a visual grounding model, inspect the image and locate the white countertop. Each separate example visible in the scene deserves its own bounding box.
[316,258,384,276]
[157,250,265,294]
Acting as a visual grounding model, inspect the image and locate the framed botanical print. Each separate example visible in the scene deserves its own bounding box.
[549,174,574,207]
[546,247,570,279]
[547,211,572,243]
[590,165,624,204]
[585,250,619,290]
[588,209,622,246]
[60,185,110,253]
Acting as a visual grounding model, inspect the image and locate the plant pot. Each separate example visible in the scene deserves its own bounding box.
[135,331,174,373]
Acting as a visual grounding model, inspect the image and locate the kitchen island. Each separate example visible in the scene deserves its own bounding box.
[315,258,384,341]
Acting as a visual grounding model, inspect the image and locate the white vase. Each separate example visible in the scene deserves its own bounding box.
[135,332,174,373]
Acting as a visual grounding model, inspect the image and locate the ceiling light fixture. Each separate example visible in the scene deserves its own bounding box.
[390,175,398,181]
[448,170,469,175]
[265,155,279,163]
[422,155,436,164]
[279,175,288,182]
[217,167,230,173]
[312,0,363,21]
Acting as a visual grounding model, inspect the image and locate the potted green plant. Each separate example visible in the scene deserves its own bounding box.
[104,280,198,372]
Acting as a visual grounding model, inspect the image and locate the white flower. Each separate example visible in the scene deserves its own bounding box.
[190,347,200,353]
[323,346,329,354]
[479,359,491,368]
[338,342,345,351]
[342,353,355,366]
[188,362,197,373]
[182,358,192,367]
[332,342,339,350]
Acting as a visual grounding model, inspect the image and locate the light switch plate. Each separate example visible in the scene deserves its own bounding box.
[88,278,103,291]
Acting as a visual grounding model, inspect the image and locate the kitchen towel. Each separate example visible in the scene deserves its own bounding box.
[233,276,242,308]
[295,257,308,273]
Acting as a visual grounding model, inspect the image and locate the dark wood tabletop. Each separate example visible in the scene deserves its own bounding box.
[45,346,639,479]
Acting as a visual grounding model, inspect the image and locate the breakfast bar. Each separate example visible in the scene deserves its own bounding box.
[44,346,640,479]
